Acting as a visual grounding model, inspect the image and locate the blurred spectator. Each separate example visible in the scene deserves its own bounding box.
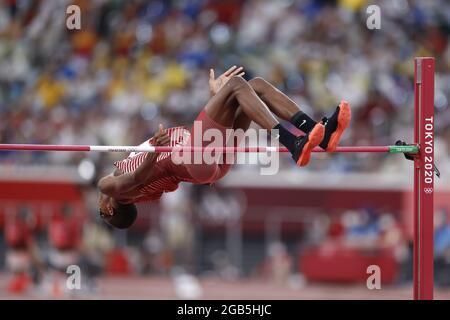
[45,203,82,297]
[260,241,293,285]
[435,208,450,256]
[160,185,195,274]
[142,229,167,274]
[4,206,42,294]
[341,208,380,248]
[209,250,239,280]
[434,208,450,287]
[0,0,448,174]
[78,212,114,291]
[78,186,114,280]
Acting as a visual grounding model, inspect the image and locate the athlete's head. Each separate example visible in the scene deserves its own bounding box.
[99,194,137,229]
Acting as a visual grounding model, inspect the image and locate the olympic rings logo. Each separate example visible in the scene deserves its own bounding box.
[424,188,433,194]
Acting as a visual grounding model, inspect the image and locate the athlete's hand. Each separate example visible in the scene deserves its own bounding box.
[99,193,114,217]
[153,124,170,146]
[209,66,245,96]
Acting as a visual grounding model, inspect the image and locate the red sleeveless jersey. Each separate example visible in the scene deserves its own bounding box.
[113,126,191,203]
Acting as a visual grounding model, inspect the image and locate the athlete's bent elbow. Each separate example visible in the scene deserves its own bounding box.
[98,175,120,196]
[97,176,109,194]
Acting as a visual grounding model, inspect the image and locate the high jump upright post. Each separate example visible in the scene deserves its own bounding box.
[413,57,435,300]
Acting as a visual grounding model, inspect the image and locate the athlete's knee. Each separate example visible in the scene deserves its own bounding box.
[248,77,269,94]
[227,75,249,92]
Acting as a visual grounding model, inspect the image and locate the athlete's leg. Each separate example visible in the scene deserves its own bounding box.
[249,77,351,152]
[215,106,252,179]
[204,76,324,166]
[248,77,318,134]
[225,106,252,149]
[204,76,278,130]
[248,77,302,122]
[232,106,252,131]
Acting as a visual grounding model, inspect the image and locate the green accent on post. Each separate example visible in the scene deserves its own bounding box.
[389,145,419,153]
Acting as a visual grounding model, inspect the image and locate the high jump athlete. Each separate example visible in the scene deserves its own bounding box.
[98,66,351,229]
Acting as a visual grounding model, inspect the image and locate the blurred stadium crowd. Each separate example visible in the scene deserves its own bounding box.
[0,0,450,172]
[1,0,450,297]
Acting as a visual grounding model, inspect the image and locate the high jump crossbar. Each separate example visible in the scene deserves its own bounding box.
[0,57,435,300]
[0,144,418,153]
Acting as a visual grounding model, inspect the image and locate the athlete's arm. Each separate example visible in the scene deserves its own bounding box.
[98,171,137,197]
[133,124,170,182]
[98,124,170,197]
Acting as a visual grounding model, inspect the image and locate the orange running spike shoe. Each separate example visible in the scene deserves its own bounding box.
[319,100,351,151]
[294,122,325,167]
